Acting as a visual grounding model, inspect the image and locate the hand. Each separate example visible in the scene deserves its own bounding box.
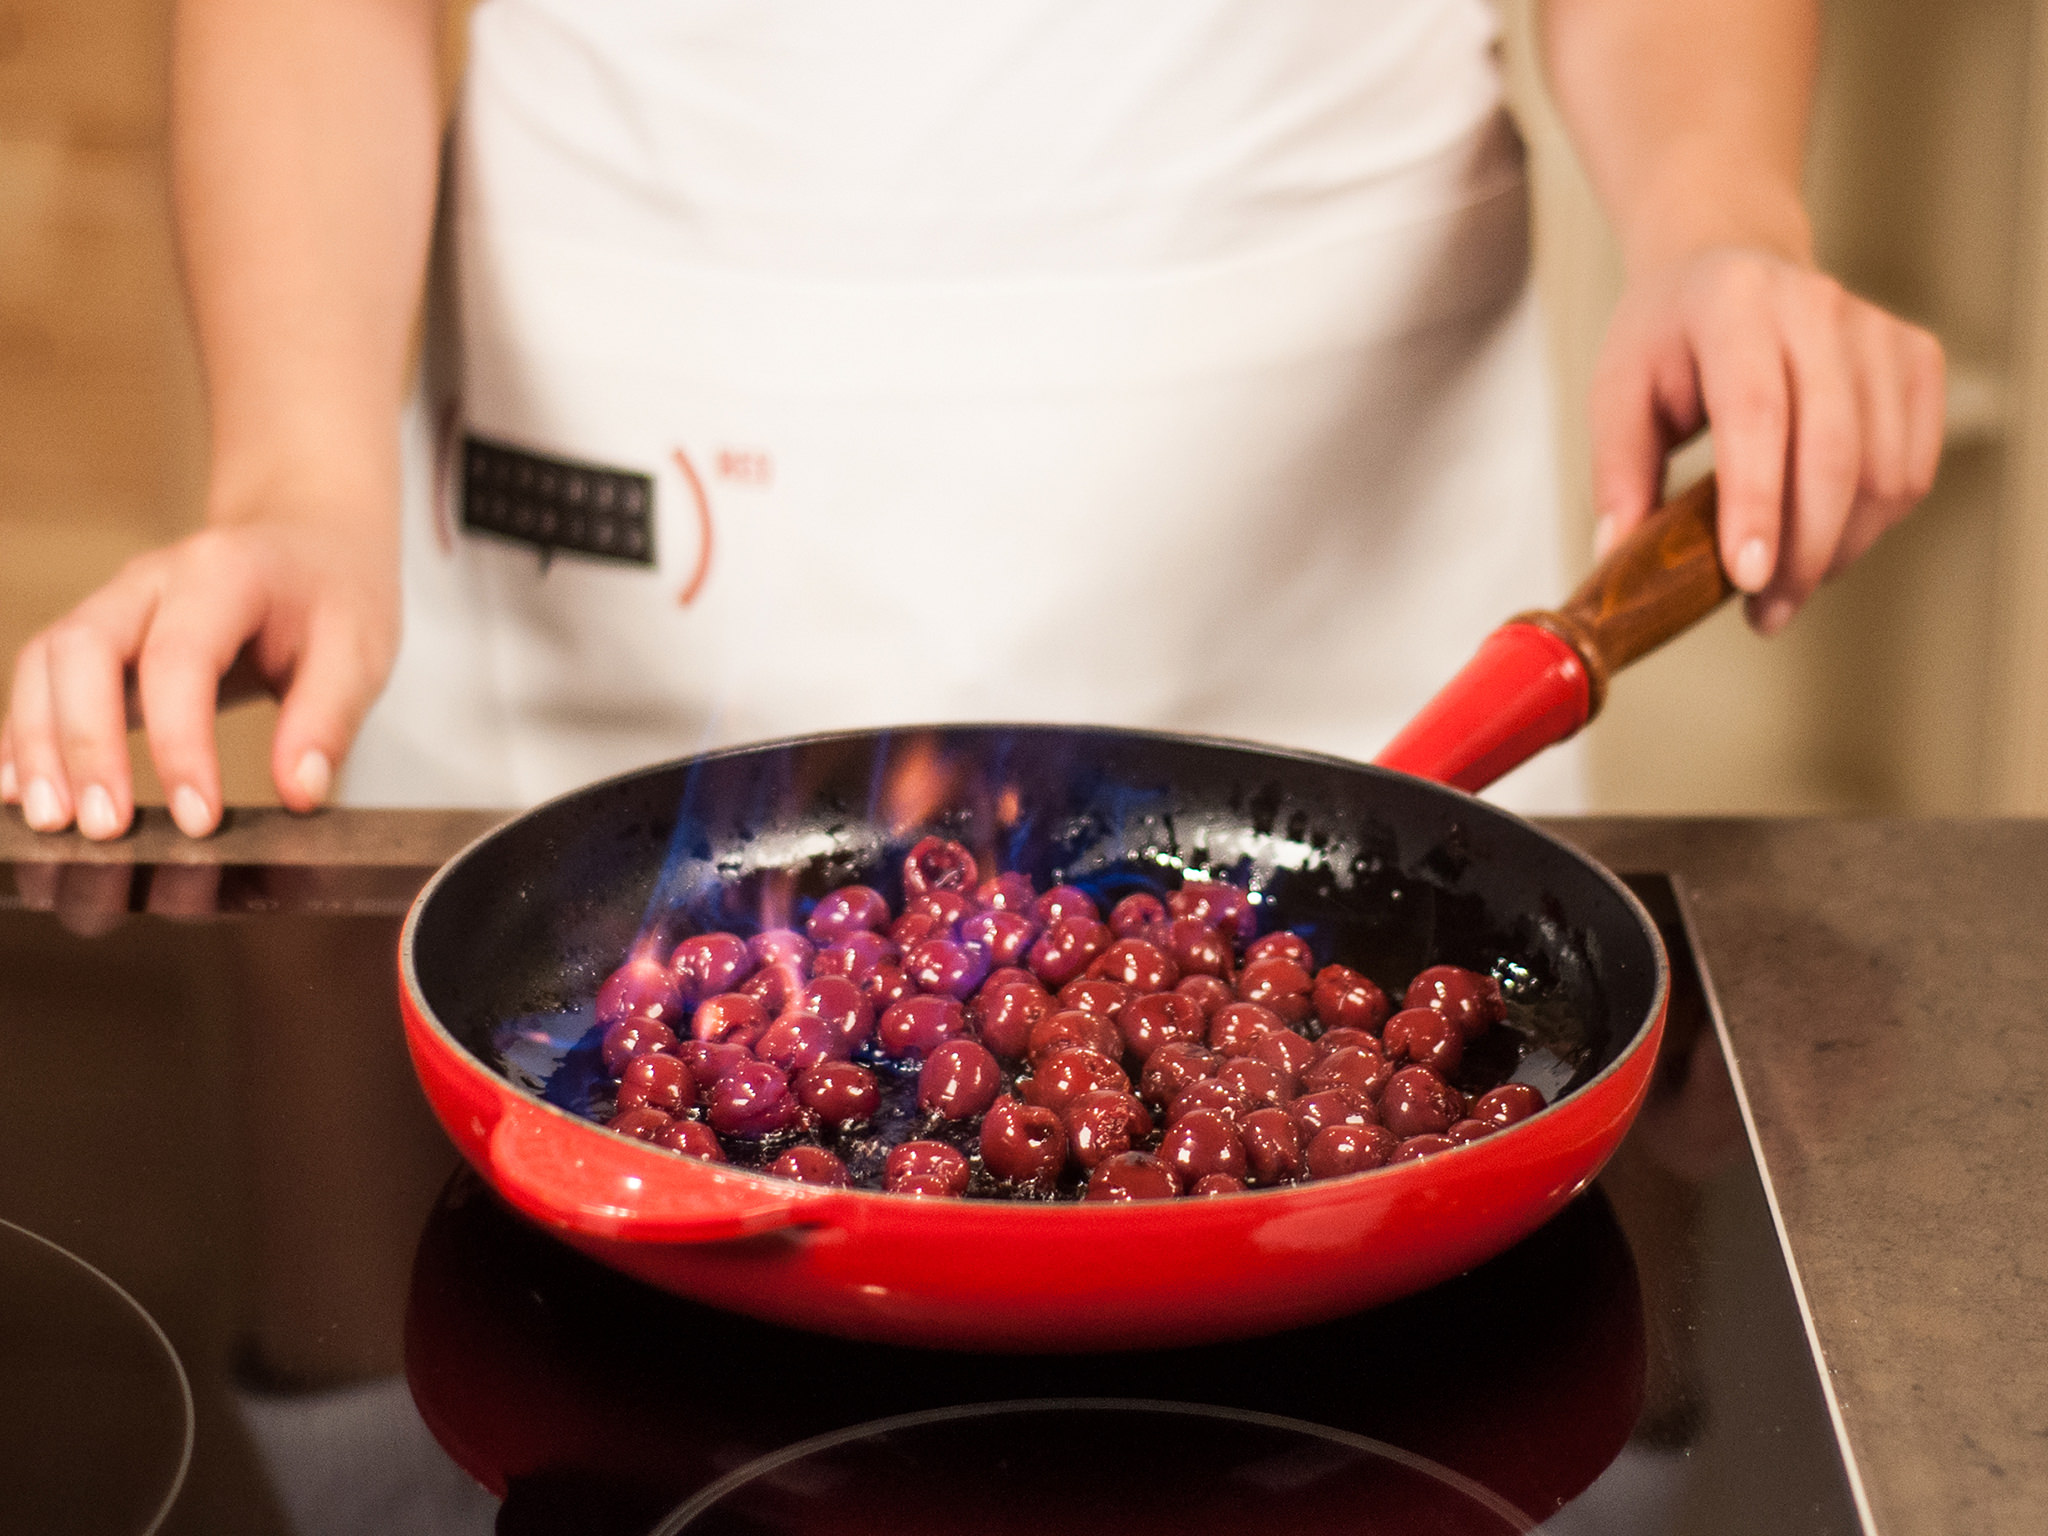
[1589,245,1945,634]
[2,505,398,839]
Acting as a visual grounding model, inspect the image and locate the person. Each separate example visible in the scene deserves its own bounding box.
[3,0,1944,840]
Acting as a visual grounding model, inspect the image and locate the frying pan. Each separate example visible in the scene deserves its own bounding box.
[398,480,1733,1351]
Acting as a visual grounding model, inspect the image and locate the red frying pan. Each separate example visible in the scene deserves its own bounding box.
[398,481,1731,1351]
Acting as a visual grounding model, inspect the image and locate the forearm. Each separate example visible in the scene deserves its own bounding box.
[172,0,443,525]
[1539,0,1818,276]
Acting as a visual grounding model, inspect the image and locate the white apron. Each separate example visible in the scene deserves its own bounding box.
[346,0,1583,812]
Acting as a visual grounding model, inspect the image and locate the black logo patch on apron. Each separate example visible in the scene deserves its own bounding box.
[462,435,655,569]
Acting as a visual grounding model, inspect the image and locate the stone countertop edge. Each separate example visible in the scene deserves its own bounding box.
[5,806,2044,1533]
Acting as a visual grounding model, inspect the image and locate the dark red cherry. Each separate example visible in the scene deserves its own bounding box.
[1119,991,1206,1062]
[982,965,1040,993]
[959,909,1038,966]
[671,932,754,999]
[1026,915,1112,988]
[1391,1133,1456,1163]
[601,1016,676,1077]
[739,960,808,1018]
[1087,938,1178,994]
[1239,1107,1304,1185]
[1168,1078,1247,1124]
[1085,1152,1180,1201]
[1174,973,1236,1018]
[1108,893,1168,938]
[691,992,769,1047]
[889,911,945,950]
[1165,919,1234,981]
[755,1011,841,1074]
[1216,1057,1295,1111]
[1315,1026,1379,1058]
[656,1118,726,1161]
[1026,1008,1124,1067]
[980,1096,1068,1189]
[1303,1044,1393,1100]
[1021,1047,1129,1115]
[904,836,978,897]
[1033,884,1100,925]
[971,980,1054,1061]
[1250,1028,1318,1079]
[1404,965,1507,1040]
[1160,1108,1248,1185]
[877,994,967,1060]
[675,1040,750,1105]
[810,930,898,984]
[806,885,890,944]
[885,1140,971,1196]
[1381,1006,1465,1077]
[1208,1001,1283,1057]
[1167,881,1256,944]
[1244,932,1313,971]
[799,975,875,1054]
[907,888,975,935]
[861,964,916,1011]
[1138,1040,1222,1109]
[1312,965,1392,1034]
[606,1106,672,1142]
[1055,976,1131,1022]
[596,958,684,1028]
[903,937,989,1000]
[1447,1118,1497,1145]
[615,1052,697,1116]
[1064,1090,1153,1169]
[708,1059,799,1138]
[1379,1065,1464,1139]
[770,1146,850,1186]
[918,1039,1002,1119]
[1288,1087,1377,1142]
[974,871,1038,913]
[748,928,814,972]
[1190,1173,1246,1196]
[1235,959,1312,1026]
[795,1059,881,1126]
[1470,1082,1547,1127]
[1304,1122,1397,1178]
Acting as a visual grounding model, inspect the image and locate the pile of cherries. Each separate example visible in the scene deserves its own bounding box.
[583,837,1547,1201]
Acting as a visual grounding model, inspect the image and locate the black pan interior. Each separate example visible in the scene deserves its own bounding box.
[410,725,1663,1102]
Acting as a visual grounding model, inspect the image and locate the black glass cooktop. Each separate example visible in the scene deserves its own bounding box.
[0,860,1865,1535]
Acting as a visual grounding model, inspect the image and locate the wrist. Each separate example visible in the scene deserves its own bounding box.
[1612,139,1812,278]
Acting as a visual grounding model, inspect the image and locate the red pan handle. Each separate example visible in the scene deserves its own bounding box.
[1375,475,1731,792]
[487,1100,836,1243]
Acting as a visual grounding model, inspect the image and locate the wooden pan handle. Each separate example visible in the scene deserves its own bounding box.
[1513,475,1733,722]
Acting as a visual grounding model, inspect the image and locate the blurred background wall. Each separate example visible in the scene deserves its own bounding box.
[3,0,2045,815]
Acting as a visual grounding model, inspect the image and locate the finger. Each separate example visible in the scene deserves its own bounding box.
[9,636,74,832]
[1,717,17,804]
[1900,323,1946,507]
[1692,293,1791,598]
[1827,313,1916,582]
[136,541,270,838]
[1588,333,1670,556]
[44,582,160,840]
[1750,280,1861,634]
[270,605,392,812]
[144,863,223,921]
[53,861,134,940]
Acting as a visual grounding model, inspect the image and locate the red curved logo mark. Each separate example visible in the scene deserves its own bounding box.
[672,447,714,605]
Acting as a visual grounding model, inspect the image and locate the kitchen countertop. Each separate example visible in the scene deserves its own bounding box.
[5,808,2043,1534]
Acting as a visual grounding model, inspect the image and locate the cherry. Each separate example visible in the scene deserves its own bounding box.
[1027,915,1111,988]
[904,836,978,897]
[1470,1082,1547,1127]
[1250,1028,1318,1079]
[805,885,890,944]
[980,1095,1068,1189]
[675,1040,750,1105]
[795,1059,880,1126]
[740,960,808,1018]
[1216,1057,1295,1111]
[1235,958,1312,1026]
[1404,964,1506,1040]
[755,1011,841,1074]
[888,911,945,950]
[798,976,875,1054]
[970,980,1053,1061]
[1167,881,1255,944]
[606,1106,672,1142]
[1447,1118,1497,1145]
[918,1039,1002,1119]
[1208,1001,1282,1057]
[708,1059,800,1138]
[1055,976,1130,1022]
[861,964,916,1011]
[1108,893,1167,938]
[906,888,975,935]
[1288,1087,1377,1142]
[1064,1090,1153,1169]
[656,1118,725,1161]
[877,994,967,1059]
[1190,1173,1246,1196]
[1160,1108,1248,1185]
[1033,885,1100,925]
[615,1052,697,1116]
[1164,919,1233,981]
[1245,932,1313,971]
[1381,1007,1464,1078]
[1314,1026,1378,1057]
[1119,991,1205,1062]
[1303,1044,1392,1100]
[601,1015,676,1077]
[1239,1106,1304,1185]
[1174,973,1237,1018]
[1021,1047,1129,1114]
[1379,1065,1464,1139]
[959,909,1037,967]
[1391,1133,1456,1163]
[1085,1152,1180,1201]
[1168,1078,1247,1124]
[903,937,989,1000]
[769,1146,850,1186]
[1138,1040,1222,1109]
[1312,965,1391,1034]
[1305,1122,1397,1179]
[885,1140,971,1196]
[691,992,768,1047]
[982,965,1040,993]
[671,932,754,999]
[1087,938,1178,993]
[596,958,684,1029]
[1026,1008,1124,1067]
[810,930,898,984]
[974,871,1038,913]
[748,929,814,972]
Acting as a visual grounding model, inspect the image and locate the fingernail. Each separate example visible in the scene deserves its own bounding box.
[1593,515,1618,559]
[23,777,64,832]
[1753,596,1797,636]
[0,760,16,801]
[294,749,333,808]
[1733,537,1773,593]
[171,785,213,838]
[78,784,118,840]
